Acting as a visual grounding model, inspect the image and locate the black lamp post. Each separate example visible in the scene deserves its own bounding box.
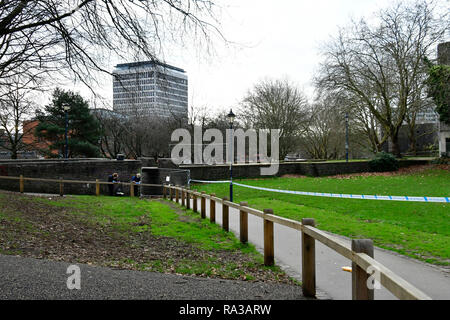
[63,103,70,159]
[227,109,236,202]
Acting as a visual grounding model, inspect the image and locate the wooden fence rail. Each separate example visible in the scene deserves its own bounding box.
[0,175,162,197]
[164,184,432,301]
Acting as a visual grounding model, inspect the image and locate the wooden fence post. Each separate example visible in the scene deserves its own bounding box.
[239,202,248,244]
[186,190,191,210]
[302,218,316,297]
[59,177,64,197]
[175,186,179,203]
[19,175,24,193]
[263,209,274,266]
[181,188,185,207]
[170,186,173,201]
[193,190,198,213]
[200,191,206,219]
[163,185,167,199]
[210,193,216,223]
[95,179,100,196]
[222,197,229,232]
[130,182,135,197]
[352,239,375,300]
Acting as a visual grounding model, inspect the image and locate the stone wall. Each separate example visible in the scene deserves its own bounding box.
[181,159,431,180]
[0,158,432,195]
[0,159,141,196]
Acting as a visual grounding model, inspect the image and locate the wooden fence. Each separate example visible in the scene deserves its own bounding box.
[0,175,162,197]
[164,184,432,300]
[0,175,433,300]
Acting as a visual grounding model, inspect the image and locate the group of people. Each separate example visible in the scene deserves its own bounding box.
[107,172,141,196]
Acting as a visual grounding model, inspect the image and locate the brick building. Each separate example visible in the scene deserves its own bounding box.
[21,120,57,157]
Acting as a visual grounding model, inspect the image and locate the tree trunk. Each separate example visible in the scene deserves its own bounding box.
[11,147,17,159]
[409,137,417,155]
[390,133,402,158]
[407,125,417,155]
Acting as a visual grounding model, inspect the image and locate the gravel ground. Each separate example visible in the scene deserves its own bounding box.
[0,254,310,300]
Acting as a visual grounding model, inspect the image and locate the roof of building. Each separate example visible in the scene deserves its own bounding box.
[115,60,185,73]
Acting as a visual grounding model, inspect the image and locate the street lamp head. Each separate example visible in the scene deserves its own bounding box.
[227,109,236,124]
[62,103,70,112]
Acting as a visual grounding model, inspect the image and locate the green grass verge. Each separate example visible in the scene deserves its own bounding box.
[29,195,290,281]
[33,196,249,251]
[193,167,450,265]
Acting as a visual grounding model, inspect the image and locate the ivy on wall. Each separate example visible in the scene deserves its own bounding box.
[425,62,450,125]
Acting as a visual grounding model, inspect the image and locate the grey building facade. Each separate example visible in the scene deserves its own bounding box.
[113,61,188,120]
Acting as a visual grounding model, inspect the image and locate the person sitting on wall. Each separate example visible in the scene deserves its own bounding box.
[131,173,141,197]
[114,174,125,196]
[108,173,123,196]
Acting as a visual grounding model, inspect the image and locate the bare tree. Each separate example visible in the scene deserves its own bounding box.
[94,109,128,159]
[299,96,344,160]
[0,78,37,158]
[0,1,222,88]
[240,78,309,159]
[353,104,383,154]
[335,92,383,154]
[188,104,211,131]
[96,108,177,160]
[316,0,448,157]
[404,79,437,154]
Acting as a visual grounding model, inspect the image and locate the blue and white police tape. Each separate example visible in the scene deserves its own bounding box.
[189,179,233,184]
[189,179,449,203]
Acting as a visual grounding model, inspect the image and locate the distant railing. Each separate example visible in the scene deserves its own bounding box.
[164,184,432,300]
[0,175,162,197]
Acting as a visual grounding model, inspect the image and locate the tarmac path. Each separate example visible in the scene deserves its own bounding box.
[0,254,307,300]
[185,196,450,300]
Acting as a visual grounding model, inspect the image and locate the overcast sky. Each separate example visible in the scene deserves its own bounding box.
[178,0,394,113]
[66,0,445,116]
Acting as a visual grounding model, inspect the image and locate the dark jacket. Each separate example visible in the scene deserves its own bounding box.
[131,176,141,183]
[108,175,118,183]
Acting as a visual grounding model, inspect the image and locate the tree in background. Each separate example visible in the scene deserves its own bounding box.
[403,79,437,155]
[240,79,309,160]
[298,93,372,160]
[95,109,181,160]
[0,1,222,89]
[122,115,176,160]
[315,0,448,157]
[425,62,450,125]
[345,95,383,154]
[188,105,211,132]
[94,109,128,159]
[300,103,343,160]
[36,88,101,158]
[0,78,37,158]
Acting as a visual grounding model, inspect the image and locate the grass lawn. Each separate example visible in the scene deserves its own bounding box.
[193,166,450,266]
[0,191,295,283]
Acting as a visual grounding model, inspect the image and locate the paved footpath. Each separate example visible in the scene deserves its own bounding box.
[185,197,450,300]
[0,254,308,300]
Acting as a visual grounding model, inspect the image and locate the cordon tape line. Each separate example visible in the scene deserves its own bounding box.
[189,179,233,184]
[188,179,450,203]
